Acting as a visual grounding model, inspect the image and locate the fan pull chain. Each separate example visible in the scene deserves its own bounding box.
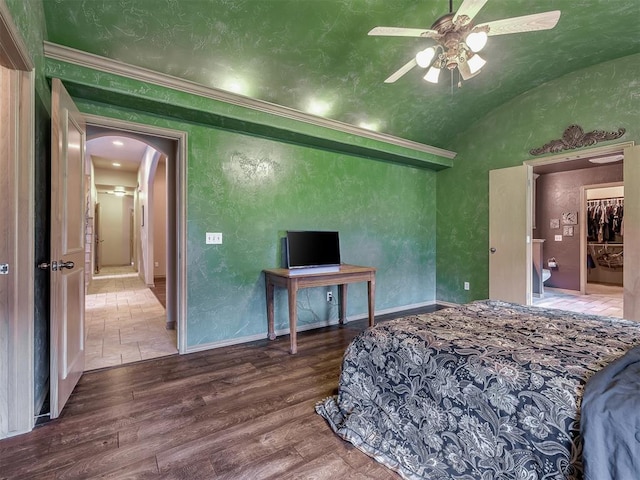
[450,69,454,94]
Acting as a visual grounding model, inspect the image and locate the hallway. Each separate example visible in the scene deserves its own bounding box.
[532,282,623,318]
[85,267,177,371]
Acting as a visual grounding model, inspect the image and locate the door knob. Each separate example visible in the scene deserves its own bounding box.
[38,261,58,271]
[59,260,75,270]
[490,247,496,254]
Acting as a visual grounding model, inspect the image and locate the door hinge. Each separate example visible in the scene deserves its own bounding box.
[0,263,8,275]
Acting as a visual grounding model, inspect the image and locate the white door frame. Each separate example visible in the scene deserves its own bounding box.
[524,141,634,304]
[83,114,188,353]
[0,1,35,438]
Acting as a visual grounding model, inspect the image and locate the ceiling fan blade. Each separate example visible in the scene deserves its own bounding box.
[478,10,561,36]
[384,58,418,83]
[368,26,439,38]
[453,0,489,25]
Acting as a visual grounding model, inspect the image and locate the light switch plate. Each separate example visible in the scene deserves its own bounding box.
[206,232,222,244]
[554,235,563,241]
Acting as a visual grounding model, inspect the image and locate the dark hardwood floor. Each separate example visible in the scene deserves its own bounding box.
[0,306,441,479]
[150,277,166,308]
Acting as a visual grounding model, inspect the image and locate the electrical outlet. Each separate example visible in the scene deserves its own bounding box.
[464,282,470,291]
[326,291,333,302]
[206,232,223,244]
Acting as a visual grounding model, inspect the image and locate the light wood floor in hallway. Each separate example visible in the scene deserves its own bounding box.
[86,266,177,371]
[532,282,623,318]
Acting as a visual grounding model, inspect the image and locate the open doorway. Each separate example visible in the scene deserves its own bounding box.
[529,150,625,318]
[83,129,178,370]
[582,182,624,293]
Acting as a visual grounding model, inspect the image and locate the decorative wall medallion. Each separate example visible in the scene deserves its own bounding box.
[563,225,574,237]
[529,124,626,156]
[550,218,560,229]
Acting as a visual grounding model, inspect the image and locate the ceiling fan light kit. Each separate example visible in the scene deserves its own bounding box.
[369,0,561,86]
[424,66,441,83]
[415,47,436,68]
[466,53,486,74]
[465,30,487,52]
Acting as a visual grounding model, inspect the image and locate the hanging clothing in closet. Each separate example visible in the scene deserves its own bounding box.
[587,198,624,243]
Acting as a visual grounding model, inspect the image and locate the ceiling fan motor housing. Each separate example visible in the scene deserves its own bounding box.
[430,15,477,70]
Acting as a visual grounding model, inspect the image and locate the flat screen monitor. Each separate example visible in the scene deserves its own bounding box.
[286,231,341,270]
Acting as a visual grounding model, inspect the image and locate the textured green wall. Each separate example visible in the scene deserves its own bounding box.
[61,89,437,348]
[436,54,640,303]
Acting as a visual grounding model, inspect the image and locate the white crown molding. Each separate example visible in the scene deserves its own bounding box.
[44,41,456,160]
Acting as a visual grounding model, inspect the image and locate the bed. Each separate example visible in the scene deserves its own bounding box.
[316,300,640,480]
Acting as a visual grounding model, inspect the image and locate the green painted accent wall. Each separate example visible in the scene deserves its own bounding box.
[4,0,436,399]
[436,54,640,303]
[64,82,437,348]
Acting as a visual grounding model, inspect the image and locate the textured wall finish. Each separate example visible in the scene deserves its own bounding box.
[436,54,640,303]
[40,0,640,150]
[536,164,623,291]
[68,96,436,348]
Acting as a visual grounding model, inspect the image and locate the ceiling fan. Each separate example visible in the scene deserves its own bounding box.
[369,0,561,84]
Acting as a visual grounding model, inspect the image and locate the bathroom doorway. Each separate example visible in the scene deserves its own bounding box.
[526,145,631,318]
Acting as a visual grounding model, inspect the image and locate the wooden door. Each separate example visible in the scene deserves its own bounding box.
[50,78,86,418]
[623,145,640,320]
[489,165,531,304]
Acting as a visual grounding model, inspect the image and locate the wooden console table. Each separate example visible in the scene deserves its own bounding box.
[263,264,376,354]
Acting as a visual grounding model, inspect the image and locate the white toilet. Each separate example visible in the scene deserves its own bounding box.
[542,268,551,284]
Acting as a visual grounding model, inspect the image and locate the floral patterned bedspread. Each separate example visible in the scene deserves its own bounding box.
[316,300,640,480]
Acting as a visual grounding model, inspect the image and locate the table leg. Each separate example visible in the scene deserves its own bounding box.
[338,283,347,325]
[266,278,276,340]
[288,280,298,354]
[367,278,375,327]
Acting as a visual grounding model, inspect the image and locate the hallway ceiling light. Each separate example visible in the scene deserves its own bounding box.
[112,162,121,167]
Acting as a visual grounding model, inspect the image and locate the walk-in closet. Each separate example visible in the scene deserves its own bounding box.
[586,187,623,289]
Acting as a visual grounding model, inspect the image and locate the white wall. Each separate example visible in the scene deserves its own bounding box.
[93,167,138,188]
[97,192,133,266]
[137,146,162,285]
[153,159,167,278]
[587,186,624,200]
